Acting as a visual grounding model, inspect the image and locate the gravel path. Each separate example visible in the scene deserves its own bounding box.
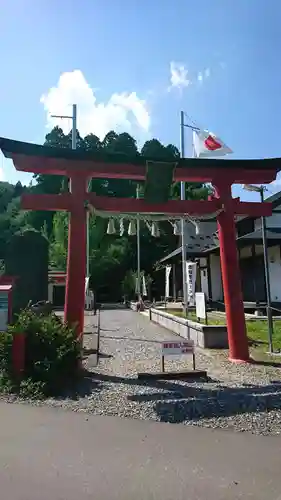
[36,308,281,436]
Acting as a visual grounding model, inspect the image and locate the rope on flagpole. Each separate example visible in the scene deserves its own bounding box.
[183,112,201,131]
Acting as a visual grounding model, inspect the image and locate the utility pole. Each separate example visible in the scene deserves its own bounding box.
[51,103,77,151]
[72,104,77,149]
[51,105,91,284]
[180,111,188,315]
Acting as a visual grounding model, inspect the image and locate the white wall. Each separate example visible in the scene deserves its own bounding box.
[210,254,223,301]
[200,268,209,299]
[198,258,209,299]
[268,246,281,301]
[254,203,281,300]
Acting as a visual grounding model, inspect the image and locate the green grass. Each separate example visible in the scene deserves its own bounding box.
[247,320,281,353]
[166,309,224,326]
[166,309,281,354]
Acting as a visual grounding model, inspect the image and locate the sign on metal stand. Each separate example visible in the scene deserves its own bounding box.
[161,340,195,372]
[137,335,207,378]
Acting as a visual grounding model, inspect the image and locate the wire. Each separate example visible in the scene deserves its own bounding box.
[183,112,200,129]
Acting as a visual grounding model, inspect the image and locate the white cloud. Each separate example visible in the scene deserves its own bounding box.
[40,70,150,141]
[197,68,210,84]
[169,62,212,91]
[169,62,191,91]
[204,68,211,78]
[269,174,281,194]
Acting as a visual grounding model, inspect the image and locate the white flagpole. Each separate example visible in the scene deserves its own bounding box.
[191,130,196,158]
[180,111,188,316]
[136,184,141,300]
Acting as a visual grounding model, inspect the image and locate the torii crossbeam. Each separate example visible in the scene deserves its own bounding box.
[0,137,279,362]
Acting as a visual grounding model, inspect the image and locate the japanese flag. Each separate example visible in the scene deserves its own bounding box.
[193,129,232,158]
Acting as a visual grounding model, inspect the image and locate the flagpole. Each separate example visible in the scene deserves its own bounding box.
[180,111,188,316]
[136,184,141,301]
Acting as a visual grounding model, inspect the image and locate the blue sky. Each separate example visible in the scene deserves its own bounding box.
[0,0,281,202]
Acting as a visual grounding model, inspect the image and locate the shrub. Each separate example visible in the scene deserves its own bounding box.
[0,331,14,392]
[0,309,80,398]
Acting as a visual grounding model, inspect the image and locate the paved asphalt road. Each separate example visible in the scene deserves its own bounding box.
[1,403,281,499]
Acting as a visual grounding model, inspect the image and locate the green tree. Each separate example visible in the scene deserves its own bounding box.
[102,130,118,152]
[83,133,102,152]
[0,182,15,212]
[113,132,138,156]
[13,181,24,198]
[141,139,169,159]
[49,212,68,270]
[100,131,138,199]
[0,181,32,259]
[30,127,72,234]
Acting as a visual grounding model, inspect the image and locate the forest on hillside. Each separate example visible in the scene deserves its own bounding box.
[0,127,209,300]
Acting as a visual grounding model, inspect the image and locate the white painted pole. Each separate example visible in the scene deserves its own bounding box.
[136,184,141,300]
[71,104,77,150]
[180,111,188,316]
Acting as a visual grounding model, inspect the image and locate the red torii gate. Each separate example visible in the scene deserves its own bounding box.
[0,137,279,362]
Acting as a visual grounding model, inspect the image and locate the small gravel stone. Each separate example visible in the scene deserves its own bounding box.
[4,308,281,435]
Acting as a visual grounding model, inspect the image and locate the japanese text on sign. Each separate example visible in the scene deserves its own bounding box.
[161,340,194,356]
[186,262,197,306]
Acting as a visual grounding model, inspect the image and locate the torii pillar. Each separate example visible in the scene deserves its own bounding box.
[213,179,249,362]
[64,174,87,338]
[20,174,89,339]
